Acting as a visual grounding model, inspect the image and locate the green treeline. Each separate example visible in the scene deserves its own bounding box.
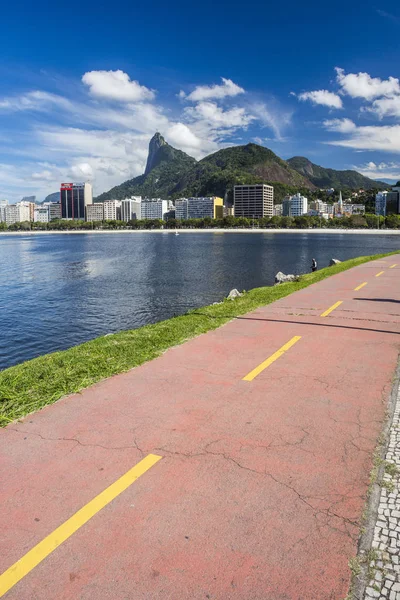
[1,213,399,231]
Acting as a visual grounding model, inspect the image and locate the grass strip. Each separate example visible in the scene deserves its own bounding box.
[1,251,398,425]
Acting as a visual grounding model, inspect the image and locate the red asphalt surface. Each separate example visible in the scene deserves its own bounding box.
[1,256,400,600]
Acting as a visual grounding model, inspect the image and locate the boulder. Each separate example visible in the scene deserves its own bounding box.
[274,272,299,284]
[329,258,341,266]
[227,288,243,300]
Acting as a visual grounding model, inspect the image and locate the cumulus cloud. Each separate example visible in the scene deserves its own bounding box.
[351,160,400,180]
[366,95,400,120]
[82,70,155,102]
[185,101,254,129]
[297,90,343,109]
[183,78,245,102]
[326,124,400,153]
[335,67,400,100]
[70,162,94,180]
[323,118,357,133]
[0,70,293,200]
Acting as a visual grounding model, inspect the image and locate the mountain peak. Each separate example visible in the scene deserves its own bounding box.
[145,132,168,175]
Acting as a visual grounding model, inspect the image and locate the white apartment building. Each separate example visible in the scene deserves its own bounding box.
[0,199,8,222]
[5,202,31,225]
[141,199,169,220]
[121,197,142,221]
[175,197,224,220]
[282,193,308,217]
[376,191,388,216]
[273,204,283,216]
[234,185,274,218]
[34,206,49,223]
[103,200,121,220]
[86,203,105,222]
[5,205,19,225]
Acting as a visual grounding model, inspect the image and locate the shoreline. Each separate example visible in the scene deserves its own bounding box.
[1,228,399,235]
[1,251,398,425]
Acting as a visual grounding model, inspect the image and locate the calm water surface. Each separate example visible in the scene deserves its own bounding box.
[1,232,399,370]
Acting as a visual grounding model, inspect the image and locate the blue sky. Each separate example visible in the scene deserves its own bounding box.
[1,0,400,201]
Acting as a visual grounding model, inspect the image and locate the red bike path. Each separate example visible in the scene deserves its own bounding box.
[1,256,400,599]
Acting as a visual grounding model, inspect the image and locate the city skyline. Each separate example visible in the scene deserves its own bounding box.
[1,0,400,202]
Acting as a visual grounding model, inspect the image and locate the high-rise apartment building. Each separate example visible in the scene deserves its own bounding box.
[86,203,105,222]
[103,200,121,220]
[0,199,8,223]
[121,197,142,221]
[175,199,188,220]
[141,199,169,220]
[375,191,388,216]
[48,202,61,221]
[386,191,400,215]
[234,185,274,218]
[175,197,223,220]
[282,193,308,217]
[60,183,93,220]
[4,202,31,225]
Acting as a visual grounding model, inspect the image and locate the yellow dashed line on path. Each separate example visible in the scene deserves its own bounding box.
[0,454,162,598]
[320,301,343,317]
[243,336,301,382]
[354,282,368,291]
[376,271,385,277]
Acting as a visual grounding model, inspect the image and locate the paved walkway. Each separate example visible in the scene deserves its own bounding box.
[1,256,400,600]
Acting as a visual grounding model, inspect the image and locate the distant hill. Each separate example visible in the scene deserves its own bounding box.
[43,192,59,204]
[95,134,314,204]
[287,156,386,190]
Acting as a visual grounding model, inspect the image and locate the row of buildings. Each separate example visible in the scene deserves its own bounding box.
[2,183,400,226]
[233,186,366,219]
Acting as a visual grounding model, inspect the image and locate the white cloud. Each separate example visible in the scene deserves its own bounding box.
[82,70,155,102]
[0,71,293,200]
[0,91,74,113]
[326,124,400,153]
[335,67,400,100]
[31,169,54,181]
[185,101,254,129]
[323,118,357,133]
[183,78,245,102]
[70,162,94,180]
[366,95,400,120]
[297,90,343,109]
[251,102,292,140]
[351,160,400,180]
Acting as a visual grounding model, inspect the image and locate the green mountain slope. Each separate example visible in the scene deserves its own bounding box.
[174,144,314,200]
[95,135,314,203]
[287,156,386,190]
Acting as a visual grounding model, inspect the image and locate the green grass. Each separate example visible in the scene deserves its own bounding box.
[1,251,398,426]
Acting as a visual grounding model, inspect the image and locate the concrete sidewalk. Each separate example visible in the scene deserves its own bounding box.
[1,256,400,600]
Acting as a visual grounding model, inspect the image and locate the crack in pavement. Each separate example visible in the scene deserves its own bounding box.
[7,427,145,453]
[154,440,360,537]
